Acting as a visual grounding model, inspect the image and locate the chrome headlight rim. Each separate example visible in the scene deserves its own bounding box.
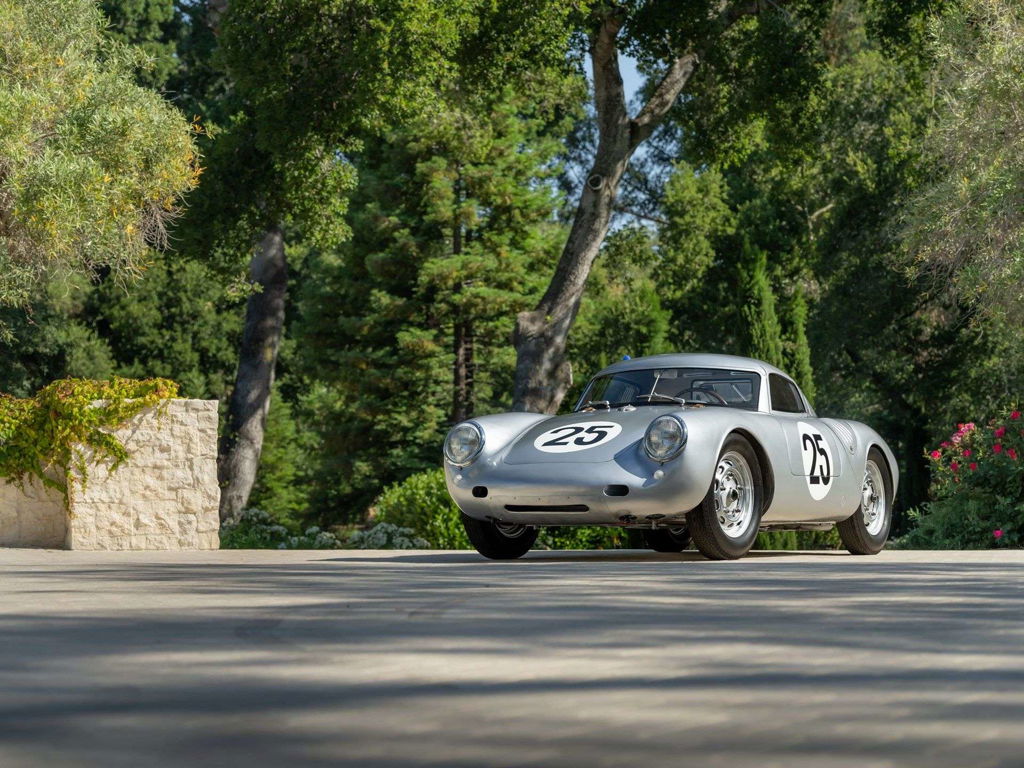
[643,414,688,463]
[444,421,485,467]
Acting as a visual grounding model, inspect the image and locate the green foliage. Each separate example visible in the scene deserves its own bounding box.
[374,469,470,549]
[567,227,673,401]
[900,410,1024,548]
[99,0,181,89]
[247,388,316,526]
[0,0,199,309]
[742,242,786,370]
[219,509,345,549]
[901,0,1024,317]
[0,377,178,504]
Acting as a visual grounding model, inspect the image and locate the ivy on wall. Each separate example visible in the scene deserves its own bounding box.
[0,378,179,505]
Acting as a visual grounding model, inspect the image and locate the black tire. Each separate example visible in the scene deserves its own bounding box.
[642,527,691,553]
[461,513,538,560]
[687,434,764,560]
[837,447,892,555]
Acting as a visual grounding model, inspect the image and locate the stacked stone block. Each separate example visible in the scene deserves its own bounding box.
[0,400,220,550]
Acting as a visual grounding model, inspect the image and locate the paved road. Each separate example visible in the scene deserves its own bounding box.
[0,549,1021,767]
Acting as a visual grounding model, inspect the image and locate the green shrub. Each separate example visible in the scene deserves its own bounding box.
[537,526,631,550]
[220,509,344,549]
[374,468,470,549]
[899,409,1024,548]
[754,528,842,550]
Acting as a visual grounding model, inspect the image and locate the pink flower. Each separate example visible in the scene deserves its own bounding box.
[952,434,962,444]
[1012,411,1021,420]
[1009,449,1018,460]
[995,426,1006,438]
[994,443,1003,454]
[994,529,1004,539]
[970,462,978,471]
[963,449,972,457]
[930,450,941,460]
[950,461,960,472]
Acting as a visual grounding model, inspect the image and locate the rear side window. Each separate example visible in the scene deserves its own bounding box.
[769,374,805,413]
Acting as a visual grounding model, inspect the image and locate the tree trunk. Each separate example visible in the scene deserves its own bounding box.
[450,171,475,423]
[511,2,775,413]
[218,226,287,521]
[452,319,474,423]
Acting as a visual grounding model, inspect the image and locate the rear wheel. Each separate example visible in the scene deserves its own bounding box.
[837,448,892,555]
[461,513,538,560]
[642,527,691,553]
[687,434,764,560]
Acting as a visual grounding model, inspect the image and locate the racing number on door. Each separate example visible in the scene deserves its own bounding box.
[534,422,623,453]
[797,421,835,501]
[801,432,831,486]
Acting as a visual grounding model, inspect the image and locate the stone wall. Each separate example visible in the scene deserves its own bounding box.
[0,400,220,550]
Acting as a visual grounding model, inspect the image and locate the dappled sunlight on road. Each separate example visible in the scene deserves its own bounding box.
[0,550,1021,767]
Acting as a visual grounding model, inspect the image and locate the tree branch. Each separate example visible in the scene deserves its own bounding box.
[592,12,628,143]
[630,1,790,148]
[630,53,698,148]
[614,204,669,226]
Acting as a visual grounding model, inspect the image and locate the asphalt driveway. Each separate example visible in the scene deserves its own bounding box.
[0,549,1021,767]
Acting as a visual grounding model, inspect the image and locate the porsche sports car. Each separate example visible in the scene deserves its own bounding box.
[443,353,898,560]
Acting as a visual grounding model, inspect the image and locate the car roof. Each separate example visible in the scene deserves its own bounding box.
[593,353,790,380]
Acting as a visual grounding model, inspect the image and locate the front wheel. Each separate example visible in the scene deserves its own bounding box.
[837,448,892,555]
[687,434,764,560]
[461,514,538,560]
[642,527,691,553]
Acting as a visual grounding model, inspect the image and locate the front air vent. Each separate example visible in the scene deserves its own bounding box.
[604,485,629,497]
[472,486,488,498]
[504,504,589,513]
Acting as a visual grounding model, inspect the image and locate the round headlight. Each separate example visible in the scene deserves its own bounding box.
[644,415,687,462]
[444,422,484,466]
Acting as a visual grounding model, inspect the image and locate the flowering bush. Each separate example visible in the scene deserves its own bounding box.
[347,522,429,550]
[220,509,345,549]
[900,409,1024,548]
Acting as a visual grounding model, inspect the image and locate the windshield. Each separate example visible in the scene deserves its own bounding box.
[577,367,762,411]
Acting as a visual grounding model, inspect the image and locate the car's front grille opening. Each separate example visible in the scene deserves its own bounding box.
[472,486,488,498]
[504,504,589,513]
[603,484,629,497]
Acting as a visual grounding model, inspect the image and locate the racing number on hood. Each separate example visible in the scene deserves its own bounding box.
[533,422,623,453]
[798,421,834,501]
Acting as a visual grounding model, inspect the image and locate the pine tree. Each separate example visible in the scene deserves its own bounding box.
[742,242,786,370]
[295,88,576,516]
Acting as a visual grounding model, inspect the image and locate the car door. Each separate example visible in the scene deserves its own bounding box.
[767,373,847,521]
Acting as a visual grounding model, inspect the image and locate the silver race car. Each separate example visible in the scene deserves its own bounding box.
[443,353,898,560]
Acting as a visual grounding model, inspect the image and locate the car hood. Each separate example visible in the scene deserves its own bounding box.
[502,405,682,464]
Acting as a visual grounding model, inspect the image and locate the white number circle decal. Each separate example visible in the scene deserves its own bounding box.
[798,421,834,501]
[534,422,622,453]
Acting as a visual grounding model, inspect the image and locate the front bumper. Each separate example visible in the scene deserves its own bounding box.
[445,449,710,527]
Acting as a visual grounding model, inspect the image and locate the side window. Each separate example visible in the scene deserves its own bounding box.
[769,374,805,414]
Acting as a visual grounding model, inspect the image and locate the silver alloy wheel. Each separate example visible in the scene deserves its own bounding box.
[495,522,529,539]
[713,450,755,539]
[861,459,887,536]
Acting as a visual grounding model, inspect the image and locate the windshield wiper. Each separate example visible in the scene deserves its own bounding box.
[581,400,612,410]
[633,393,687,406]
